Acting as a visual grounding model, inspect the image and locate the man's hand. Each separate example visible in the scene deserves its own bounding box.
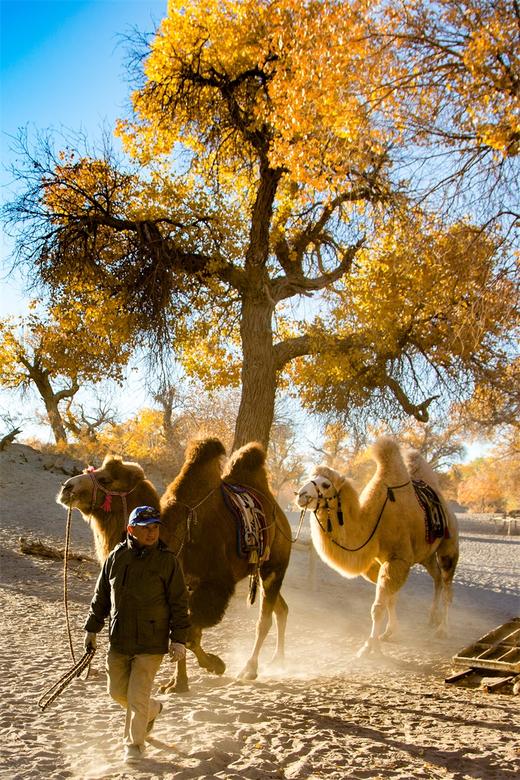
[84,631,97,652]
[168,641,186,663]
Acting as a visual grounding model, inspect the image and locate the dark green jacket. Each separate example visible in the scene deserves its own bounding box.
[84,537,190,655]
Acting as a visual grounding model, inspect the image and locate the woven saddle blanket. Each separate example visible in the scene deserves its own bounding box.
[412,479,450,544]
[221,482,268,562]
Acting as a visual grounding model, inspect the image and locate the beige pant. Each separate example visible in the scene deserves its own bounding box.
[106,649,164,748]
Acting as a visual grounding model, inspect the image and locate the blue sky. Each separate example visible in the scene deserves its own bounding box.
[1,0,167,311]
[0,1,168,437]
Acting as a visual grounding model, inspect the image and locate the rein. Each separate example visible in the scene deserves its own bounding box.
[169,487,219,555]
[311,480,411,553]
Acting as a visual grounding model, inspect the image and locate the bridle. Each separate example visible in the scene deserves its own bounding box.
[85,467,142,525]
[308,479,344,531]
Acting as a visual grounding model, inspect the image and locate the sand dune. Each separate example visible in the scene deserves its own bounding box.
[1,444,519,779]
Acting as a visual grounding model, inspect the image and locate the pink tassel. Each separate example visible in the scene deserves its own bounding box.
[101,494,112,512]
[86,465,96,473]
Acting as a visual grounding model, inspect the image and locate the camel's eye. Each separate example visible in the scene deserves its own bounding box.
[321,481,331,490]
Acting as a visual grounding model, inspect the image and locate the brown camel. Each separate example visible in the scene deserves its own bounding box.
[57,455,161,562]
[160,437,292,691]
[296,436,459,657]
[57,440,292,692]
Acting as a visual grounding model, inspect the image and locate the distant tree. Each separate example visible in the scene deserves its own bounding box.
[267,418,306,500]
[397,420,466,471]
[0,296,135,443]
[457,459,507,512]
[64,394,119,443]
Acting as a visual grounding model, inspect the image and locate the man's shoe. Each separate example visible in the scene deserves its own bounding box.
[123,744,144,764]
[146,702,163,734]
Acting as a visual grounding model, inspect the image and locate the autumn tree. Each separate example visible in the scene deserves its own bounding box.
[368,0,520,227]
[0,294,136,443]
[3,0,518,450]
[456,458,507,512]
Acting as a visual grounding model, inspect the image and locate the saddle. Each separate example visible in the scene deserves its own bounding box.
[412,479,450,544]
[221,482,270,605]
[221,482,269,563]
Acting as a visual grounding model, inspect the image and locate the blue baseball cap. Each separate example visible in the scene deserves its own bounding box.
[128,506,162,526]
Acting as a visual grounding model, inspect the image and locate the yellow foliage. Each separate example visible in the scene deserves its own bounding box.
[117,0,386,193]
[0,291,137,390]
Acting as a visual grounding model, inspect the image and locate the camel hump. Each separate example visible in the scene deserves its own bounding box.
[371,436,409,481]
[225,442,266,478]
[185,437,227,466]
[403,448,441,491]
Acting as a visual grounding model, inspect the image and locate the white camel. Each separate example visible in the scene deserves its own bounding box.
[296,436,459,656]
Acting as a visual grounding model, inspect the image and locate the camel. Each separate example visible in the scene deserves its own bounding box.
[57,455,161,562]
[57,440,292,692]
[160,437,292,691]
[296,436,459,657]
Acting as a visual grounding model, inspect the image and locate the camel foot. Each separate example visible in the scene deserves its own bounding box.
[356,639,383,658]
[379,630,395,642]
[238,660,258,680]
[434,626,447,639]
[268,653,285,671]
[160,679,190,694]
[204,653,226,675]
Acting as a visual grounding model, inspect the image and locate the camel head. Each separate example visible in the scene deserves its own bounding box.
[296,466,346,511]
[58,454,161,563]
[57,455,147,517]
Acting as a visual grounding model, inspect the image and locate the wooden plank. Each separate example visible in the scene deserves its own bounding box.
[482,676,514,693]
[445,668,475,684]
[452,618,520,674]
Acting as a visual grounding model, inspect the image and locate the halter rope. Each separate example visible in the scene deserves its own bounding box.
[311,480,411,553]
[64,506,75,662]
[168,487,219,555]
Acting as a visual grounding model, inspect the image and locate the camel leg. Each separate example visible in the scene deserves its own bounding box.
[238,571,286,681]
[270,591,289,667]
[379,592,398,641]
[187,625,226,675]
[422,554,444,630]
[435,543,459,638]
[160,654,190,694]
[357,558,410,657]
[160,624,227,695]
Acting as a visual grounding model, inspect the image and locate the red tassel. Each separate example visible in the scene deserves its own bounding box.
[101,494,112,512]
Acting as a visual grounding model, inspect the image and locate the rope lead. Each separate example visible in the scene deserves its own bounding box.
[37,649,96,712]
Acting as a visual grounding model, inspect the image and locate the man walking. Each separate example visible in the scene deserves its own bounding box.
[84,505,190,764]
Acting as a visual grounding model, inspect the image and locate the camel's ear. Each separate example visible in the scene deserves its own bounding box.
[104,457,145,481]
[331,473,347,492]
[101,454,123,468]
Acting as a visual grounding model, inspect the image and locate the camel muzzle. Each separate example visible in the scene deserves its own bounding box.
[296,491,316,509]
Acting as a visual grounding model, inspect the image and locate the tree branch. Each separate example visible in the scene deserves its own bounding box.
[382,374,439,422]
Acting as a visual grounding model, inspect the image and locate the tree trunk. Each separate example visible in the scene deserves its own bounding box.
[33,372,69,444]
[232,296,277,452]
[42,389,69,444]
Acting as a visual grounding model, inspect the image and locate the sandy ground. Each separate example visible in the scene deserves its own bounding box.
[0,444,519,780]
